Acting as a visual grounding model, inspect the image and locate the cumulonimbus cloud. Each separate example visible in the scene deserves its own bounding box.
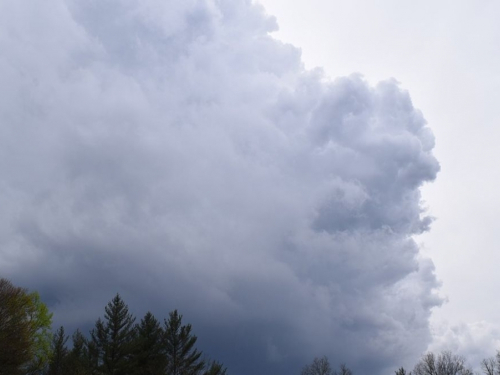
[0,0,440,373]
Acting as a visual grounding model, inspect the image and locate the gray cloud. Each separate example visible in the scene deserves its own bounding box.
[0,0,440,373]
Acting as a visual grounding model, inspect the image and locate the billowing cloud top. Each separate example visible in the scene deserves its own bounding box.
[0,0,440,374]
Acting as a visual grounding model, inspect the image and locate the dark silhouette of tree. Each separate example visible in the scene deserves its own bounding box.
[334,363,352,375]
[132,311,165,375]
[63,329,93,375]
[301,357,352,375]
[47,326,69,375]
[301,356,332,375]
[481,351,500,375]
[413,351,473,375]
[395,367,410,375]
[163,309,205,375]
[0,286,229,375]
[89,294,136,375]
[203,360,228,375]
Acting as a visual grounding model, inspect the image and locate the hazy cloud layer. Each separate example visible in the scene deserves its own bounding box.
[0,0,440,373]
[429,321,500,372]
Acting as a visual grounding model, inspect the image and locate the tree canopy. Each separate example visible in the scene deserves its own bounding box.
[7,278,500,375]
[0,278,52,375]
[34,292,228,375]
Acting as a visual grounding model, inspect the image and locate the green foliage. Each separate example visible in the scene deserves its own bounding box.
[164,309,205,375]
[25,291,54,373]
[1,286,228,375]
[0,278,52,375]
[0,278,32,375]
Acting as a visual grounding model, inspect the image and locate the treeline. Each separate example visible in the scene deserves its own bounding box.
[302,350,500,375]
[5,277,500,375]
[0,278,226,375]
[301,356,353,375]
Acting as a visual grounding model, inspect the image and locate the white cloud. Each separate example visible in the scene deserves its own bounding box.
[429,320,500,372]
[0,1,440,373]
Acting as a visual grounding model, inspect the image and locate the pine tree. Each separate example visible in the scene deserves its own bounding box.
[203,360,228,375]
[90,294,136,375]
[131,312,165,375]
[64,329,91,375]
[47,326,69,375]
[163,310,205,375]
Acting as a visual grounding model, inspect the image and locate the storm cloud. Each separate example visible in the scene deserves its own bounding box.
[0,0,440,373]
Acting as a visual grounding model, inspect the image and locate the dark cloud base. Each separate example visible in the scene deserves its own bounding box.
[0,0,440,374]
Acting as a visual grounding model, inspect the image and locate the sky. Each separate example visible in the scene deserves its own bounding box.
[0,0,499,374]
[257,0,500,369]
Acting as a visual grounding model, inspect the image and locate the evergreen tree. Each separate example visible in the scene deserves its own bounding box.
[64,329,91,375]
[203,360,228,375]
[90,294,136,375]
[132,312,165,375]
[163,310,205,375]
[47,326,69,375]
[89,317,106,371]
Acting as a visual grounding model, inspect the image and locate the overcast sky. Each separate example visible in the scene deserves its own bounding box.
[1,0,499,374]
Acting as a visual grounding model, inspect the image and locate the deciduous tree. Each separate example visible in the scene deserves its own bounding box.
[481,351,500,375]
[334,363,352,375]
[395,367,410,375]
[301,356,332,375]
[0,278,52,375]
[413,351,473,375]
